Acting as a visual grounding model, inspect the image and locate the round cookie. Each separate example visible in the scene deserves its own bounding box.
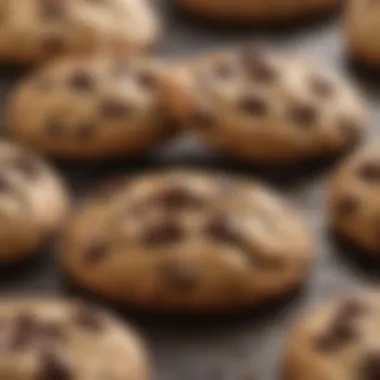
[0,298,148,380]
[283,292,380,380]
[0,0,159,63]
[165,48,368,165]
[345,0,380,67]
[328,143,380,255]
[6,55,173,159]
[0,141,68,262]
[61,170,313,313]
[175,0,339,23]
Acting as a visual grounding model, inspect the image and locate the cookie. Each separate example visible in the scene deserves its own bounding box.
[165,48,368,165]
[0,298,148,380]
[345,0,380,67]
[61,170,313,313]
[283,293,379,380]
[175,0,338,23]
[327,143,380,255]
[5,55,173,159]
[0,141,68,262]
[0,0,159,63]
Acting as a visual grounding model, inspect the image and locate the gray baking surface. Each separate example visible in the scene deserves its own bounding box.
[1,2,380,380]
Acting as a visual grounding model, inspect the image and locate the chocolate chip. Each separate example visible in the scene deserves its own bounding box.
[40,0,66,19]
[137,70,158,90]
[360,351,380,380]
[358,162,380,181]
[241,48,277,83]
[190,108,216,129]
[45,116,66,137]
[83,241,108,264]
[157,186,205,210]
[68,71,95,92]
[160,261,200,291]
[206,215,241,246]
[99,99,132,119]
[335,196,359,217]
[309,77,334,98]
[288,103,318,127]
[76,122,95,141]
[141,220,184,245]
[37,351,73,380]
[73,304,103,332]
[238,95,268,117]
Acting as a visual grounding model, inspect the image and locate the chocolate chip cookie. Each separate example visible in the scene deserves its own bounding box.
[6,55,172,159]
[166,48,368,165]
[0,141,68,262]
[0,0,160,63]
[346,0,380,67]
[328,143,380,255]
[175,0,339,23]
[283,293,378,380]
[61,170,313,313]
[0,298,148,380]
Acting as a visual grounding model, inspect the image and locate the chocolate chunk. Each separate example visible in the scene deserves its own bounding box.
[288,103,318,127]
[141,220,184,245]
[206,215,241,246]
[68,71,95,92]
[37,351,73,380]
[160,261,200,291]
[99,99,132,119]
[73,304,103,332]
[76,122,95,141]
[238,95,268,117]
[314,299,365,352]
[358,162,380,181]
[309,77,334,98]
[137,70,158,90]
[157,186,205,210]
[335,196,359,217]
[83,241,108,265]
[241,48,277,83]
[190,108,216,129]
[45,115,65,137]
[40,0,66,19]
[360,351,380,380]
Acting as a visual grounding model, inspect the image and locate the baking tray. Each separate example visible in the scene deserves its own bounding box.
[0,2,379,379]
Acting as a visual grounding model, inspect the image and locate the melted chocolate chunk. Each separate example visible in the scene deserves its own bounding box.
[160,261,200,291]
[360,351,380,380]
[309,77,334,98]
[314,299,366,352]
[99,99,132,119]
[288,103,318,127]
[190,108,216,129]
[335,196,359,217]
[73,304,103,331]
[141,220,184,245]
[241,48,277,83]
[83,241,108,265]
[68,71,95,92]
[238,95,268,117]
[37,351,73,380]
[157,186,205,210]
[358,162,380,181]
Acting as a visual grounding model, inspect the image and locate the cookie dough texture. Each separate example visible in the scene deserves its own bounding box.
[175,0,339,22]
[0,0,160,63]
[0,141,68,262]
[328,143,380,255]
[0,298,148,380]
[346,0,380,66]
[61,170,313,313]
[283,292,380,380]
[166,49,368,164]
[6,55,172,159]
